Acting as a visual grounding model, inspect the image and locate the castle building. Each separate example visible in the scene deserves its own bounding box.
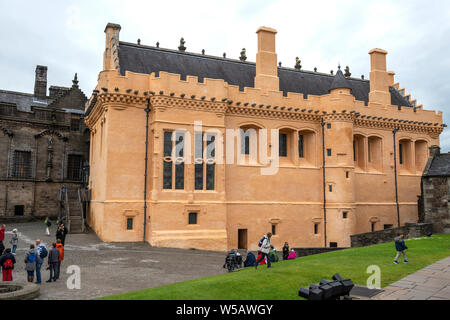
[85,23,444,251]
[0,66,89,232]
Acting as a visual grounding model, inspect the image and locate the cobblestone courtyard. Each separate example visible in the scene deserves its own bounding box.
[2,222,226,300]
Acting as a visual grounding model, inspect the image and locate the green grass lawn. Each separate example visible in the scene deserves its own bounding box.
[100,235,450,300]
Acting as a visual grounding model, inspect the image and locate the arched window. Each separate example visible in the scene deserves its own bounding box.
[354,134,366,171]
[399,138,413,174]
[415,140,428,173]
[367,136,383,172]
[298,129,316,166]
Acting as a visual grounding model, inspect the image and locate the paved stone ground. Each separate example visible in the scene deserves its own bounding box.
[2,222,227,300]
[373,257,450,300]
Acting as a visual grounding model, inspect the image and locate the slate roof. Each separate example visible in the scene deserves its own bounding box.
[329,67,352,92]
[424,153,450,177]
[0,90,51,112]
[117,42,413,107]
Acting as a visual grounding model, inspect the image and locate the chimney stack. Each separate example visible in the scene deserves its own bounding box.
[429,145,441,158]
[104,23,122,71]
[368,48,391,106]
[34,65,48,99]
[255,26,279,92]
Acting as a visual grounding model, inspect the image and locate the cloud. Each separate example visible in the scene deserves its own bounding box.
[0,0,449,149]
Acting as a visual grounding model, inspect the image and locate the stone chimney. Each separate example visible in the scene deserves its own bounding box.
[429,145,441,158]
[368,48,391,106]
[255,27,279,92]
[104,23,122,71]
[34,65,48,99]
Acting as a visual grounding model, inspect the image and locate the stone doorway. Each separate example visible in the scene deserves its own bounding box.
[238,229,248,250]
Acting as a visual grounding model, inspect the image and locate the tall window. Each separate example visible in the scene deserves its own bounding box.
[195,133,216,191]
[163,131,185,190]
[241,130,251,155]
[399,143,404,165]
[299,134,304,158]
[12,151,32,178]
[67,155,83,181]
[279,133,288,157]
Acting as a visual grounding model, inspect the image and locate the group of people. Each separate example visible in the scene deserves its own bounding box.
[0,220,69,283]
[250,233,298,270]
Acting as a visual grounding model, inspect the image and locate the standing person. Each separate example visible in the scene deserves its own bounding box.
[394,233,409,264]
[24,244,37,283]
[35,240,48,284]
[0,225,6,255]
[55,239,64,280]
[255,233,272,270]
[282,242,290,261]
[56,224,68,246]
[44,217,51,236]
[0,248,16,282]
[10,229,19,255]
[47,243,60,283]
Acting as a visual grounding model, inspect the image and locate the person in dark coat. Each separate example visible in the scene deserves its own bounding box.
[56,224,68,246]
[0,248,16,281]
[282,242,290,261]
[47,243,60,283]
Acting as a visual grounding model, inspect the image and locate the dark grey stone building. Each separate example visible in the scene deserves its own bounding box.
[0,65,89,232]
[421,146,450,234]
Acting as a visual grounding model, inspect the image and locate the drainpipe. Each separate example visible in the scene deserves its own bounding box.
[143,99,151,242]
[393,128,401,227]
[321,120,327,248]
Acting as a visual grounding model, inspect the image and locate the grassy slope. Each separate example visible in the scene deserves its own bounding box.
[100,235,450,300]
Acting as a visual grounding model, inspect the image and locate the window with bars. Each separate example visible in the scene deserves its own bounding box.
[299,134,304,158]
[163,131,185,190]
[67,155,83,181]
[279,133,288,157]
[71,118,80,131]
[12,151,32,179]
[195,133,216,191]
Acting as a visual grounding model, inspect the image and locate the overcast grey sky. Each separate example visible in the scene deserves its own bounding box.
[1,0,449,150]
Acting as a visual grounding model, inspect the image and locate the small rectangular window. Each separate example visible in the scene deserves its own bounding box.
[330,242,338,248]
[314,223,319,235]
[372,223,376,232]
[127,218,134,230]
[272,224,277,236]
[327,149,332,157]
[329,185,333,193]
[343,212,348,219]
[399,143,404,165]
[14,205,25,216]
[346,171,350,179]
[189,212,198,225]
[327,124,332,129]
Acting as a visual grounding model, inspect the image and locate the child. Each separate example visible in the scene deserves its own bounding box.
[288,249,297,260]
[394,233,409,264]
[10,229,18,255]
[44,217,51,236]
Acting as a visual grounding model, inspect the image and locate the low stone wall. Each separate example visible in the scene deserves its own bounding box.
[0,282,40,300]
[351,223,433,248]
[293,248,347,257]
[0,216,39,224]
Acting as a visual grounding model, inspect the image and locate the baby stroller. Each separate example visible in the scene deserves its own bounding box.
[223,250,243,272]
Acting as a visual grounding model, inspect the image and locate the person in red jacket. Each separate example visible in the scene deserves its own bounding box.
[55,240,64,280]
[0,248,16,281]
[0,225,6,255]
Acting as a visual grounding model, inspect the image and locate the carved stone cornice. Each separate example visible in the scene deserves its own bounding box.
[354,118,444,136]
[227,104,321,122]
[150,96,227,114]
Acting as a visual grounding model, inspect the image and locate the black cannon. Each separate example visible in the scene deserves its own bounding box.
[299,274,355,300]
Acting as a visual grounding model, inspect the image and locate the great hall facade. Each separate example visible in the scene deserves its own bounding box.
[85,23,444,251]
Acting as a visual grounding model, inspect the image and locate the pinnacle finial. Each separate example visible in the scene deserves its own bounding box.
[240,48,247,61]
[344,66,351,78]
[178,38,186,52]
[72,73,79,87]
[295,57,302,71]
